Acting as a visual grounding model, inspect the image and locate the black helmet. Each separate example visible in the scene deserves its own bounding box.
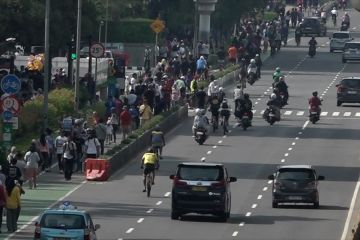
[148,147,155,153]
[312,91,318,96]
[244,93,249,99]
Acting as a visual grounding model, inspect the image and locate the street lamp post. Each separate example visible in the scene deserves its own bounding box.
[43,0,50,129]
[94,21,104,83]
[193,0,218,43]
[104,0,109,50]
[74,0,82,112]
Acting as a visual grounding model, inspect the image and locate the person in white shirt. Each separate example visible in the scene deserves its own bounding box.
[106,118,113,144]
[54,131,67,173]
[62,136,77,181]
[24,144,41,189]
[208,79,220,97]
[84,129,101,159]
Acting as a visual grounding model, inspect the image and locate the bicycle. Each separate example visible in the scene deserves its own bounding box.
[221,115,229,135]
[152,146,162,169]
[144,170,154,197]
[211,113,219,132]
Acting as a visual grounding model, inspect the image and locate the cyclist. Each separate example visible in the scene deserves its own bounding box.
[331,7,338,26]
[219,99,231,133]
[151,126,165,159]
[209,95,221,130]
[141,148,158,192]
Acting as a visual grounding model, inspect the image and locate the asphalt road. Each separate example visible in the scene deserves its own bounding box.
[7,7,360,240]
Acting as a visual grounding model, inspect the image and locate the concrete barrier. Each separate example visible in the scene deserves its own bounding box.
[107,106,188,175]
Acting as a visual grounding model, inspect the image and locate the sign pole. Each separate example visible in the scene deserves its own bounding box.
[43,0,50,129]
[75,0,82,112]
[155,33,158,67]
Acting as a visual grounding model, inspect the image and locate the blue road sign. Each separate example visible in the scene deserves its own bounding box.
[2,110,13,121]
[1,74,21,95]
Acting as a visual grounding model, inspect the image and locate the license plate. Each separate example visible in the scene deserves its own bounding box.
[348,91,357,94]
[192,186,207,192]
[288,196,302,200]
[269,113,275,117]
[196,132,204,135]
[311,112,317,114]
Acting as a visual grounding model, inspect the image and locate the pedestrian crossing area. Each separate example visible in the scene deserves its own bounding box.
[251,110,360,118]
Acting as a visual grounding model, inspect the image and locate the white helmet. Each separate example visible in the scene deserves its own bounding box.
[250,59,256,64]
[271,93,277,100]
[195,108,202,115]
[219,87,223,92]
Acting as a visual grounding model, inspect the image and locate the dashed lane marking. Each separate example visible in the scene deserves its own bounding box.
[232,231,239,237]
[146,209,154,213]
[156,201,162,205]
[263,187,268,191]
[333,112,340,116]
[251,204,257,209]
[321,112,328,116]
[344,112,351,117]
[126,228,134,234]
[297,111,304,116]
[201,157,206,161]
[257,195,263,200]
[207,150,212,154]
[284,111,292,115]
[239,222,245,227]
[137,218,144,223]
[164,192,171,197]
[245,212,252,217]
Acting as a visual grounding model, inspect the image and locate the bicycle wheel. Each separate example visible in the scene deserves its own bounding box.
[146,174,152,197]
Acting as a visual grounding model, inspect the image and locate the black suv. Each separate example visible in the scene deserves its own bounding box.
[268,165,325,208]
[299,17,327,36]
[170,162,237,221]
[336,77,360,106]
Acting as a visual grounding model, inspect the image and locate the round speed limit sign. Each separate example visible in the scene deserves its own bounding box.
[90,42,105,58]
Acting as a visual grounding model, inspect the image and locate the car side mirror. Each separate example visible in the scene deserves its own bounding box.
[95,224,101,231]
[268,175,275,180]
[169,175,175,180]
[318,175,325,180]
[229,177,237,182]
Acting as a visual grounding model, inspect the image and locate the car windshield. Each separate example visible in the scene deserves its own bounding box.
[178,166,223,181]
[344,43,360,50]
[333,33,350,39]
[341,79,360,88]
[40,213,85,229]
[302,19,318,25]
[277,169,315,181]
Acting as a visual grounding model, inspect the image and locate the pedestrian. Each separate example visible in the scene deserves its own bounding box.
[62,136,77,181]
[120,106,132,140]
[0,180,6,233]
[45,128,55,172]
[106,118,113,144]
[109,108,119,143]
[139,99,153,127]
[14,152,25,186]
[95,118,107,155]
[7,146,17,163]
[6,180,21,233]
[39,133,49,172]
[84,129,101,159]
[54,131,67,173]
[24,144,40,189]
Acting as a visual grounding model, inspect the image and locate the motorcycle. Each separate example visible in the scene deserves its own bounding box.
[263,106,279,125]
[194,127,207,145]
[247,67,258,85]
[240,111,251,131]
[341,21,349,31]
[309,106,320,124]
[309,44,316,58]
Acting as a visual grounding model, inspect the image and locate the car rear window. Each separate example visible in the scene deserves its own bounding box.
[178,166,223,181]
[341,79,360,88]
[303,18,318,25]
[344,43,360,49]
[40,213,85,229]
[333,33,350,39]
[277,169,315,180]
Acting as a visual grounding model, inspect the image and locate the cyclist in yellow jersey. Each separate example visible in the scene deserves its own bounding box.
[141,148,158,192]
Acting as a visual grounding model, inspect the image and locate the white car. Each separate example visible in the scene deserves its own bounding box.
[330,31,352,52]
[342,41,360,63]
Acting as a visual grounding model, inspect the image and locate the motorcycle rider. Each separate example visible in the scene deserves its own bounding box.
[308,36,317,56]
[273,76,289,105]
[219,98,231,133]
[234,85,244,111]
[272,67,284,86]
[254,54,262,79]
[265,93,281,121]
[247,59,258,79]
[207,78,220,99]
[331,7,338,25]
[342,12,350,28]
[209,95,221,129]
[192,108,209,134]
[235,93,253,123]
[308,91,322,116]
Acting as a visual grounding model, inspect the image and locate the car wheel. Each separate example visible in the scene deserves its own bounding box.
[337,100,342,106]
[218,212,228,222]
[342,58,346,63]
[330,49,333,53]
[171,210,180,220]
[313,201,319,209]
[272,200,278,208]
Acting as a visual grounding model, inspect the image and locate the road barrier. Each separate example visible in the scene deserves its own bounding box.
[85,158,111,181]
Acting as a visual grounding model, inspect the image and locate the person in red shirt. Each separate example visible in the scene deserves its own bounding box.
[308,91,322,115]
[120,106,132,140]
[228,45,237,64]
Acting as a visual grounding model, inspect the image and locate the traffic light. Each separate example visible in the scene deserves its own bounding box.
[67,39,76,61]
[71,53,77,60]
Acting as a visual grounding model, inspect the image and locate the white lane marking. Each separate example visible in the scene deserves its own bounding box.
[281,159,285,163]
[251,204,257,209]
[267,180,272,184]
[239,222,245,226]
[352,27,357,30]
[258,195,263,200]
[284,153,289,157]
[260,110,265,114]
[284,111,292,115]
[245,212,252,217]
[288,148,292,151]
[223,135,227,138]
[255,102,259,104]
[4,180,87,240]
[218,140,223,144]
[292,142,296,146]
[356,112,360,117]
[156,201,162,205]
[207,151,212,154]
[344,112,351,117]
[201,157,206,161]
[118,238,123,240]
[137,218,144,223]
[287,37,294,42]
[332,112,340,116]
[146,209,154,213]
[321,112,328,116]
[252,110,257,114]
[264,92,267,94]
[263,187,268,191]
[232,231,239,237]
[302,121,309,130]
[164,192,171,197]
[257,98,261,101]
[297,111,304,116]
[126,228,134,234]
[295,137,299,140]
[212,145,217,149]
[298,132,302,135]
[340,171,360,240]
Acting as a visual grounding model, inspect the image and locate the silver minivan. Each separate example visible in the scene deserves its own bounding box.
[330,31,352,52]
[342,41,360,63]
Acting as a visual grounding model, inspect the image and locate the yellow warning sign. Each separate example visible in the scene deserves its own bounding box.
[150,18,165,34]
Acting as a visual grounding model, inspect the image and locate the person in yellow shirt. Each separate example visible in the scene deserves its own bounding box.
[139,100,153,127]
[141,148,158,192]
[6,180,21,233]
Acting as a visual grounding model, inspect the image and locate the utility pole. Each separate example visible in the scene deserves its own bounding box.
[104,0,109,50]
[43,0,50,129]
[74,0,82,112]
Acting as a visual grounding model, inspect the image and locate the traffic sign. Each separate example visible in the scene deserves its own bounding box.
[90,42,105,58]
[1,74,21,95]
[1,95,20,114]
[4,117,18,130]
[2,110,13,121]
[150,18,165,34]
